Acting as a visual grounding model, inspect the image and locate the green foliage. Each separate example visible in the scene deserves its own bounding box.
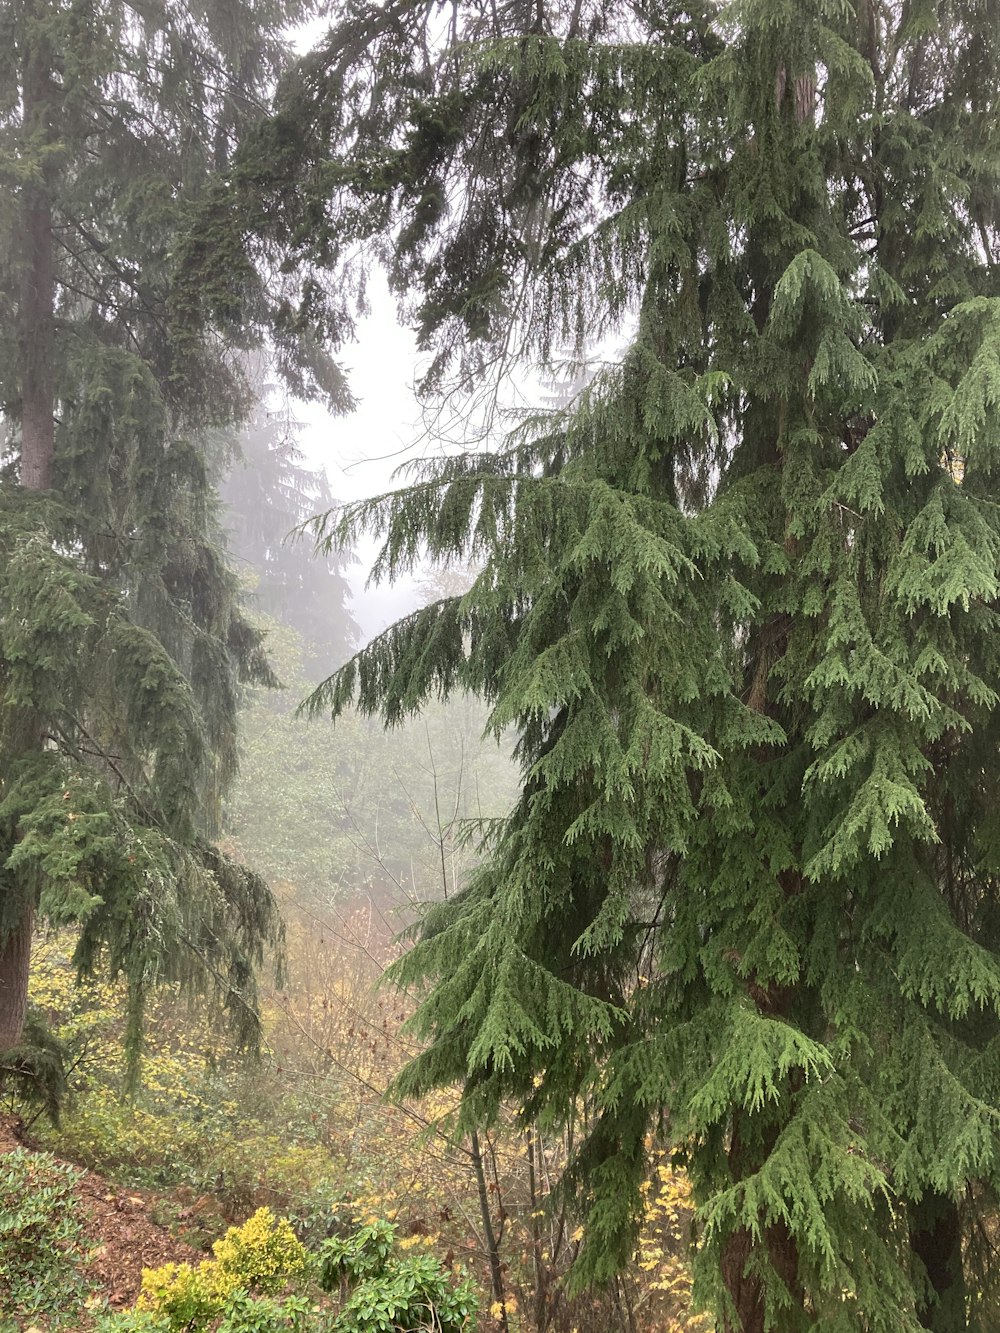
[218,1291,317,1333]
[95,1314,172,1333]
[0,1147,87,1327]
[216,1,1000,1329]
[221,400,358,673]
[319,1220,398,1287]
[224,615,516,913]
[0,1006,68,1123]
[0,0,310,1071]
[319,1220,477,1333]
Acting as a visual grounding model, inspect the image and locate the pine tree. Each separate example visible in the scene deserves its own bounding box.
[199,2,1000,1329]
[0,0,348,1076]
[221,397,359,672]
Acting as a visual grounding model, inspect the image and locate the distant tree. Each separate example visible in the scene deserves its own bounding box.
[224,612,516,917]
[221,399,359,673]
[189,4,1000,1332]
[0,0,350,1077]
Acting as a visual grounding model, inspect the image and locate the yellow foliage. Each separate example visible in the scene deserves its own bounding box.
[138,1258,238,1330]
[633,1158,712,1332]
[139,1208,308,1329]
[211,1206,308,1293]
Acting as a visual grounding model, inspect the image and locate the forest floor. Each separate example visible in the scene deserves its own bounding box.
[0,1112,203,1322]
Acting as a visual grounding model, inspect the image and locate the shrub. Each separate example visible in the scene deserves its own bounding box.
[95,1312,173,1333]
[213,1206,310,1294]
[217,1290,316,1332]
[0,1147,87,1323]
[319,1220,477,1333]
[139,1207,310,1331]
[137,1258,238,1332]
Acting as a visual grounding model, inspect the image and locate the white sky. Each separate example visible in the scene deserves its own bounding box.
[293,271,552,642]
[294,275,428,639]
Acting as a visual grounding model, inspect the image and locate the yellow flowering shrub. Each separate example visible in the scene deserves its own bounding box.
[137,1258,237,1331]
[138,1208,308,1331]
[212,1206,309,1293]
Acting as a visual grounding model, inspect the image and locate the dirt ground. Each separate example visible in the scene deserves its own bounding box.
[0,1113,202,1313]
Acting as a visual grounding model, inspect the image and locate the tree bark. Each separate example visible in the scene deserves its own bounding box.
[722,1224,765,1333]
[721,1066,803,1332]
[721,1218,800,1333]
[910,1191,967,1333]
[470,1129,508,1331]
[0,2,58,1051]
[0,910,34,1052]
[20,180,55,491]
[20,4,56,491]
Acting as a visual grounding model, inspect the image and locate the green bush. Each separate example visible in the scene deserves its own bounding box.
[217,1291,317,1332]
[0,1147,87,1326]
[95,1313,172,1333]
[98,1291,320,1333]
[319,1221,477,1333]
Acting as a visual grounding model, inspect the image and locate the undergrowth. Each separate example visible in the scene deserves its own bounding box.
[96,1211,476,1333]
[0,1147,88,1331]
[22,931,710,1333]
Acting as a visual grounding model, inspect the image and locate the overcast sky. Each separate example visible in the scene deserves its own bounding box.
[294,275,429,640]
[293,271,552,642]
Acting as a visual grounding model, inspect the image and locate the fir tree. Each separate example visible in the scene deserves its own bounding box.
[0,0,349,1077]
[221,397,359,672]
[199,2,1000,1329]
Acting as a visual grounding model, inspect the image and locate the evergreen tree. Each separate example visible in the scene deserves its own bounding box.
[0,0,348,1074]
[221,398,359,672]
[194,2,1000,1329]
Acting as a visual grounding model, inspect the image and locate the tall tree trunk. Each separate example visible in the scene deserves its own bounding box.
[722,1080,803,1332]
[0,910,34,1051]
[721,1224,766,1333]
[20,179,55,491]
[20,2,56,492]
[910,1191,967,1333]
[0,4,58,1051]
[470,1129,508,1332]
[721,1219,800,1333]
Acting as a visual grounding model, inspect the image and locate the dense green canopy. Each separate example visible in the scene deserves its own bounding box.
[0,0,350,1077]
[194,1,1000,1329]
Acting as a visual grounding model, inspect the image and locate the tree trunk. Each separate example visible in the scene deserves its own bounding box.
[20,179,55,491]
[20,3,56,491]
[470,1129,508,1331]
[722,1225,766,1333]
[721,1219,800,1333]
[0,910,34,1052]
[722,1101,803,1333]
[0,4,58,1050]
[910,1191,967,1333]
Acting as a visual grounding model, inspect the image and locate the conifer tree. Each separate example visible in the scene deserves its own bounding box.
[221,399,359,671]
[196,2,1000,1329]
[0,0,348,1073]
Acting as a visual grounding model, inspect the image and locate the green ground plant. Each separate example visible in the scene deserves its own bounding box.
[94,1211,476,1333]
[317,1219,477,1333]
[137,1207,310,1331]
[0,1147,88,1330]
